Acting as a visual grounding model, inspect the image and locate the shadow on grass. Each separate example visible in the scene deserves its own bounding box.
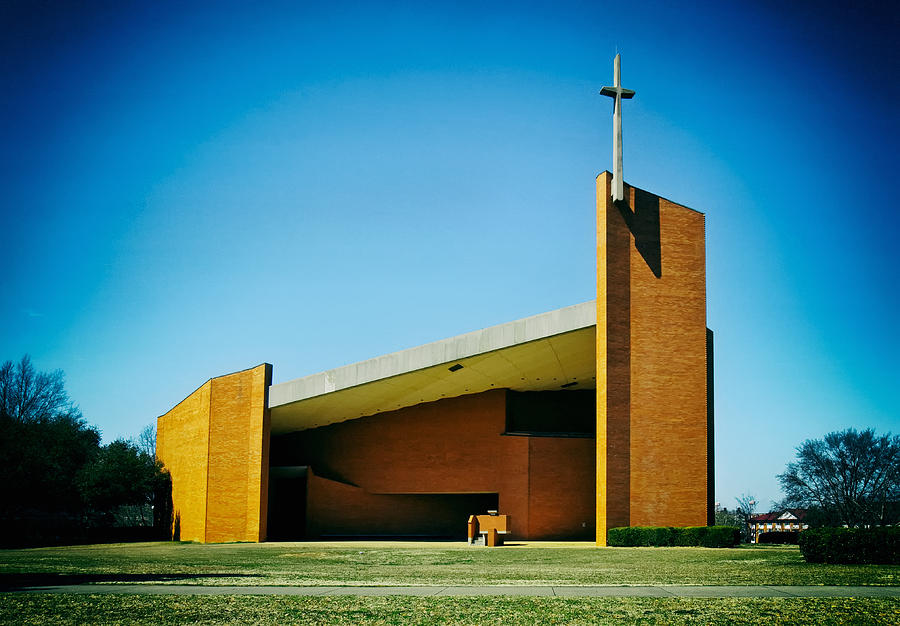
[0,572,262,591]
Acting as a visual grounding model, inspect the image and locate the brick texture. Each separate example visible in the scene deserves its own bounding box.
[273,389,596,540]
[527,437,595,539]
[155,381,211,542]
[306,470,499,538]
[157,363,272,543]
[596,171,710,544]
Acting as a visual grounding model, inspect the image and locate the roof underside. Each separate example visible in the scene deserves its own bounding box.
[268,301,596,434]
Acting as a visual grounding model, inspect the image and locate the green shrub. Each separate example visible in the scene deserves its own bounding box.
[605,526,626,547]
[675,526,704,546]
[702,525,741,547]
[649,526,676,546]
[799,527,900,564]
[608,526,648,547]
[757,531,798,544]
[607,525,739,548]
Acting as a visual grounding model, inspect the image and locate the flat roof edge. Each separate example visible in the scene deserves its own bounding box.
[269,301,597,408]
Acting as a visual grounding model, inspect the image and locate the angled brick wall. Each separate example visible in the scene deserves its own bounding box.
[155,381,211,542]
[157,363,272,543]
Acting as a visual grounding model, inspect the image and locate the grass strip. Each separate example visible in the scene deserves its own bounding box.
[2,594,899,625]
[2,542,899,587]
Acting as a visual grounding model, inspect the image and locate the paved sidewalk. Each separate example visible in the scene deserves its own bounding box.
[5,584,900,598]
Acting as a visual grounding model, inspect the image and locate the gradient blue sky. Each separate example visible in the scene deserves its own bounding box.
[2,0,897,510]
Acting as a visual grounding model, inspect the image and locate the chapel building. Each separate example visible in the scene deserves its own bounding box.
[157,171,714,545]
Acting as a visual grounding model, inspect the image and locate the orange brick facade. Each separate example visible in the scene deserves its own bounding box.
[157,364,272,542]
[271,389,596,540]
[596,171,711,544]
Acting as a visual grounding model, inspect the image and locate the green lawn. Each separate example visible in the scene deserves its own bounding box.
[1,594,899,625]
[1,541,898,587]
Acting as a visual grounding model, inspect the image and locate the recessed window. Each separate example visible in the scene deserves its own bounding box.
[505,390,595,437]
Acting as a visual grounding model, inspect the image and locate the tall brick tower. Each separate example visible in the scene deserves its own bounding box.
[594,55,712,545]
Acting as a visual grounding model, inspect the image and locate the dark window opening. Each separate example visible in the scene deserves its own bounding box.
[505,390,595,437]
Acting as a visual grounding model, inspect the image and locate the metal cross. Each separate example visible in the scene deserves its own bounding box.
[600,54,635,202]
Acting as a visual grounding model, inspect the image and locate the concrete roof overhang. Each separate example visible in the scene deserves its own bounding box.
[268,301,597,434]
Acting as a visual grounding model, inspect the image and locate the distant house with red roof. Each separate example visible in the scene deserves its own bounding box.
[749,509,809,543]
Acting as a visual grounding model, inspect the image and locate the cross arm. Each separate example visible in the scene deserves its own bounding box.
[599,86,635,99]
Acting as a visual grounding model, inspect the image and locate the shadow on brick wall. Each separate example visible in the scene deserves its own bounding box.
[615,188,662,278]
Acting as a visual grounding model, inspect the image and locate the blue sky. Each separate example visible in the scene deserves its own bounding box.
[2,0,897,511]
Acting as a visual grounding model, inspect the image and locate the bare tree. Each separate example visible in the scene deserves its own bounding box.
[0,355,78,422]
[778,428,900,527]
[735,493,757,542]
[137,424,156,457]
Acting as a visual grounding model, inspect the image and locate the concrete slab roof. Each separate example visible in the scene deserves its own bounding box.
[268,301,597,434]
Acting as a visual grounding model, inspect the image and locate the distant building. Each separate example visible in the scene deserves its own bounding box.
[749,510,809,543]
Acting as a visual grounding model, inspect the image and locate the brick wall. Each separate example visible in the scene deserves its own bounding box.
[156,381,211,542]
[596,171,710,543]
[527,437,595,539]
[157,363,272,543]
[306,470,499,538]
[273,389,596,540]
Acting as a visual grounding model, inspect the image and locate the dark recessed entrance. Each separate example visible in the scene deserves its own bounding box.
[317,492,500,540]
[267,466,307,541]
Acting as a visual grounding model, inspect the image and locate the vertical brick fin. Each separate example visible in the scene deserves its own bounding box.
[156,381,211,542]
[597,171,634,546]
[205,363,273,543]
[258,364,273,541]
[595,171,610,545]
[706,328,715,526]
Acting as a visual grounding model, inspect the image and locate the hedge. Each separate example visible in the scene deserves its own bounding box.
[607,525,740,548]
[757,531,799,544]
[799,527,900,564]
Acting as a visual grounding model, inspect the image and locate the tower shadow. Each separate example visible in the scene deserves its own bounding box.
[615,188,662,278]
